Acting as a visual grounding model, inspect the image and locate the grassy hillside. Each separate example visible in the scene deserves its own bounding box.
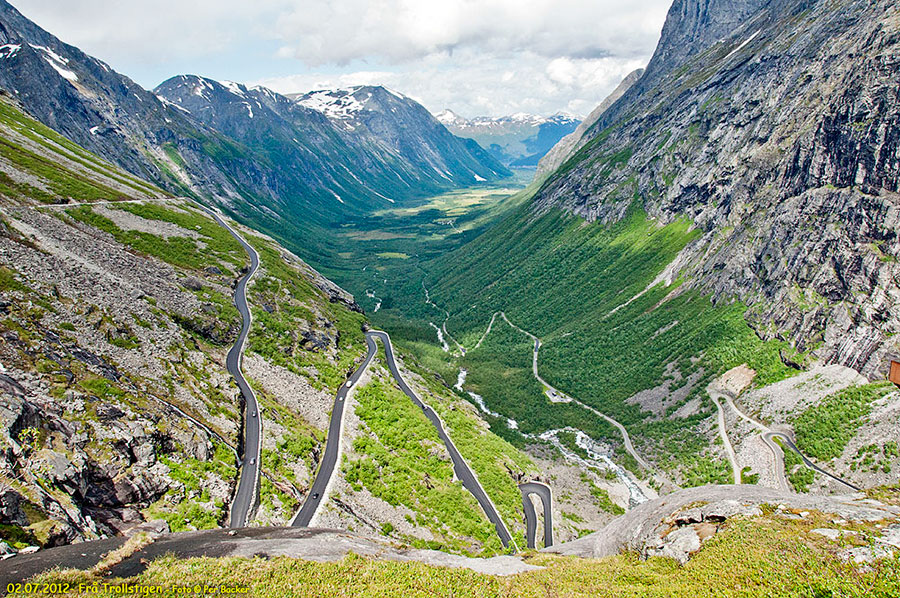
[27,513,900,597]
[0,95,165,203]
[343,373,507,554]
[0,96,544,550]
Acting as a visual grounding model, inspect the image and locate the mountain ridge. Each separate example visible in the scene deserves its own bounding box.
[435,110,580,167]
[0,0,508,243]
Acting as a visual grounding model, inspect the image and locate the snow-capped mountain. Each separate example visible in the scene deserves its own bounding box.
[435,110,580,167]
[290,85,507,183]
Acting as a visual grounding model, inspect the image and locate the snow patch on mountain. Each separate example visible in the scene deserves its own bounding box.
[28,43,78,82]
[222,80,247,98]
[296,87,367,120]
[0,44,21,59]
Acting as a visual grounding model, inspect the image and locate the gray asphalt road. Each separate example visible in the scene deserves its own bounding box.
[720,393,859,492]
[198,205,262,528]
[709,388,741,484]
[291,335,378,527]
[765,431,861,491]
[519,482,553,549]
[368,330,515,550]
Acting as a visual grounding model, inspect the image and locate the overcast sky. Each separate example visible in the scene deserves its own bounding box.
[14,0,671,118]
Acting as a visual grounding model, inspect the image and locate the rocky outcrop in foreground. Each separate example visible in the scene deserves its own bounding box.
[548,484,900,564]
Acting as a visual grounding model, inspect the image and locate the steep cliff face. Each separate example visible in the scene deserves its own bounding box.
[535,0,900,378]
[0,0,271,205]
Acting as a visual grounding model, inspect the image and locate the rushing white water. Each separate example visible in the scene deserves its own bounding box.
[454,368,467,391]
[466,389,519,430]
[365,289,382,313]
[538,428,649,507]
[430,322,450,352]
[454,367,643,506]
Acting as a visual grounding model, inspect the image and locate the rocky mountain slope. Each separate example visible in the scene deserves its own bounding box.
[385,0,900,493]
[0,92,166,204]
[534,0,900,378]
[0,104,557,557]
[436,111,580,167]
[0,191,367,546]
[291,86,508,184]
[0,0,271,206]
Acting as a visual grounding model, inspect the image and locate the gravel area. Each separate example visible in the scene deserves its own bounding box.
[738,364,867,423]
[94,204,202,240]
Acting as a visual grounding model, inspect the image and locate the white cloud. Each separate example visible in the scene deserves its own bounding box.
[14,0,291,62]
[11,0,670,116]
[255,50,646,118]
[272,0,669,66]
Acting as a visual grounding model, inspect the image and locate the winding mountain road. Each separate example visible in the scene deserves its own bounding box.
[708,387,741,484]
[719,393,859,492]
[291,330,515,550]
[198,205,262,528]
[519,482,553,549]
[369,330,515,549]
[291,335,378,527]
[766,431,861,491]
[497,312,679,492]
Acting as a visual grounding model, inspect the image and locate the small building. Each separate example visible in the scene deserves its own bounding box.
[890,361,900,387]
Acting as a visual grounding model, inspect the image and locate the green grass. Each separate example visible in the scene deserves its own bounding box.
[0,265,28,293]
[581,473,624,515]
[461,318,620,442]
[344,373,504,555]
[66,205,234,272]
[0,98,163,199]
[432,203,794,424]
[793,383,894,461]
[776,438,816,493]
[25,515,900,597]
[146,442,236,532]
[373,200,798,479]
[113,202,246,269]
[394,353,536,546]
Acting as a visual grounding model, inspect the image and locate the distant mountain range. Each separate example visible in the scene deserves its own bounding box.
[0,0,507,255]
[435,110,580,168]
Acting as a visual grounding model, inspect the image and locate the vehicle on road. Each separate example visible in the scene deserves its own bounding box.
[346,380,354,388]
[250,458,256,465]
[312,492,319,500]
[252,411,257,417]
